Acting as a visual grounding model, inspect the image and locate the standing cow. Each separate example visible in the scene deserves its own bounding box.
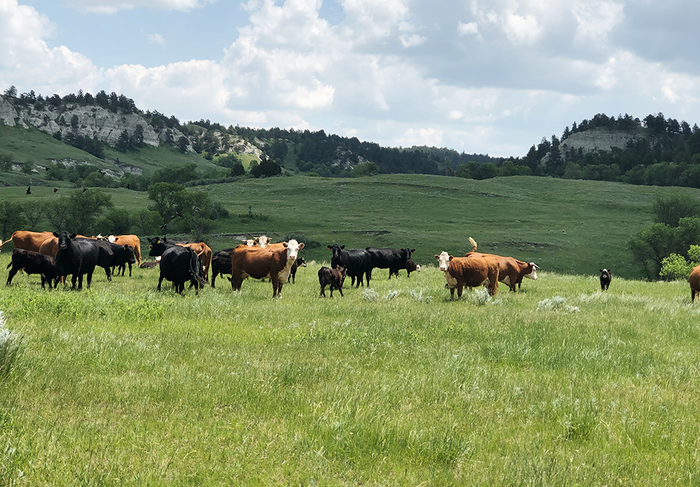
[436,251,499,299]
[6,248,61,289]
[366,247,415,279]
[600,269,611,291]
[210,248,234,288]
[289,256,306,283]
[318,266,347,297]
[54,231,99,290]
[328,244,373,287]
[230,240,304,298]
[148,237,206,294]
[690,265,700,302]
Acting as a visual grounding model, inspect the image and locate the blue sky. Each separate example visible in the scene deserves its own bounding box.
[2,0,700,157]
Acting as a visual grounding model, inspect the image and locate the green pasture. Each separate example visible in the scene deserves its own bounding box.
[0,174,678,278]
[1,258,699,485]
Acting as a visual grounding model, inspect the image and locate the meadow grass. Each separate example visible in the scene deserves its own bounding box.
[0,174,683,279]
[0,256,699,485]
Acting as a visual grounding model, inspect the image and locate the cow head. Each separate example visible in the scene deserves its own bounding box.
[296,256,307,267]
[108,235,116,243]
[338,266,348,279]
[285,239,304,261]
[123,245,136,264]
[524,263,538,280]
[243,239,255,247]
[435,251,453,272]
[258,235,270,248]
[54,231,77,251]
[148,237,168,257]
[400,248,415,262]
[328,244,345,261]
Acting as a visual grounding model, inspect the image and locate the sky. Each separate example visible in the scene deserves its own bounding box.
[1,0,699,158]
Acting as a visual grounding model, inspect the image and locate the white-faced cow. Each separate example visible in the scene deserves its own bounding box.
[230,239,304,298]
[328,244,373,287]
[600,268,611,291]
[402,259,421,277]
[318,266,347,297]
[6,248,61,289]
[435,251,499,299]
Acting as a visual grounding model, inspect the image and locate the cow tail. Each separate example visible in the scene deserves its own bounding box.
[468,237,477,252]
[0,237,13,250]
[188,249,205,288]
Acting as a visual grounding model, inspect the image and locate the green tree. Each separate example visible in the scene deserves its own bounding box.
[147,182,186,224]
[133,209,163,235]
[44,197,71,232]
[0,201,25,240]
[21,201,44,229]
[251,157,281,178]
[151,163,198,185]
[652,193,699,226]
[627,223,676,279]
[65,189,114,235]
[96,208,131,235]
[659,253,694,281]
[230,161,245,177]
[351,162,378,177]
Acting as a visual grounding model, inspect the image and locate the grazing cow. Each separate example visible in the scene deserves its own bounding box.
[600,268,611,291]
[289,256,307,283]
[175,241,212,282]
[148,237,206,294]
[318,266,347,297]
[402,259,421,277]
[0,230,55,253]
[435,251,499,299]
[230,240,305,298]
[690,265,700,302]
[53,231,99,290]
[210,248,234,288]
[6,248,61,289]
[328,244,373,287]
[366,247,415,279]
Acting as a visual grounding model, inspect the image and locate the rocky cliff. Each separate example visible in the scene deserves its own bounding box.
[559,127,647,159]
[0,95,190,151]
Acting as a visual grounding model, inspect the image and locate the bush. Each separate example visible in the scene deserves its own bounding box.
[659,253,694,281]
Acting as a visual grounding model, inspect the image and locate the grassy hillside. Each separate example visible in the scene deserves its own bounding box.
[0,174,677,278]
[1,261,699,484]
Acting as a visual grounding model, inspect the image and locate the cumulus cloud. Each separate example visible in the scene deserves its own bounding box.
[60,0,214,14]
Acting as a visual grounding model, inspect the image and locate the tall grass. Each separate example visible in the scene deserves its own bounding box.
[0,258,699,484]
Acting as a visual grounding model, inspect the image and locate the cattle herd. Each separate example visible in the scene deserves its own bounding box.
[12,229,699,301]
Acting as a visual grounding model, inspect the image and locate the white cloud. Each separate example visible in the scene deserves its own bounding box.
[147,33,165,45]
[399,34,425,48]
[457,21,480,37]
[573,0,624,45]
[398,127,444,147]
[60,0,214,14]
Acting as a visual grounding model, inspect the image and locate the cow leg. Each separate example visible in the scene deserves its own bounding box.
[338,285,344,297]
[320,284,326,297]
[211,271,217,288]
[157,276,164,291]
[457,285,464,299]
[365,271,372,287]
[270,274,280,298]
[450,287,455,300]
[6,266,18,286]
[692,289,696,303]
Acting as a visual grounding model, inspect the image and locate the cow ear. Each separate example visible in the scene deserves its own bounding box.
[449,255,454,261]
[53,232,59,237]
[283,242,288,248]
[298,243,305,250]
[328,246,332,250]
[341,245,345,249]
[70,233,77,239]
[434,255,440,260]
[411,249,416,253]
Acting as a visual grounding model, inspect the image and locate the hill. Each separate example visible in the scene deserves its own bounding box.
[0,174,684,279]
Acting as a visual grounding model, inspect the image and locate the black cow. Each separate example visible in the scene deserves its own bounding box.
[402,259,421,277]
[6,248,61,289]
[328,244,373,287]
[289,256,306,283]
[112,244,137,277]
[600,268,611,291]
[82,239,135,281]
[366,247,415,279]
[210,248,234,288]
[318,266,347,297]
[148,237,206,294]
[53,231,99,290]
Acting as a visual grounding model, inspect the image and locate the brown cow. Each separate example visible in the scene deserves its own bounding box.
[464,238,538,292]
[435,251,499,299]
[108,235,142,265]
[0,231,55,253]
[690,265,700,302]
[318,266,347,297]
[176,241,212,282]
[230,239,304,297]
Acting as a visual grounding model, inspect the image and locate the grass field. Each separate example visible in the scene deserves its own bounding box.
[1,257,699,485]
[0,173,679,279]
